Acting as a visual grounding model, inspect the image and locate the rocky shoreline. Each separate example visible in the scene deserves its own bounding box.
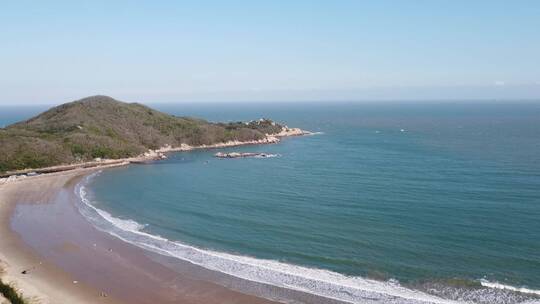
[271,127,311,137]
[0,127,310,185]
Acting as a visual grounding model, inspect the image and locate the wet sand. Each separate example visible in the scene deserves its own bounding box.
[0,169,123,303]
[0,169,279,304]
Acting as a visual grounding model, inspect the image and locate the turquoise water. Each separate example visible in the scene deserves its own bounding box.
[3,102,540,303]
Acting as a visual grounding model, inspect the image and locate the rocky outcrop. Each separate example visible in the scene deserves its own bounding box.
[144,126,310,161]
[270,127,311,137]
[214,152,278,159]
[155,136,281,154]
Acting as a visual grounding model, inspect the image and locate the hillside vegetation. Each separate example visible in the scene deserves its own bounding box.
[0,96,284,173]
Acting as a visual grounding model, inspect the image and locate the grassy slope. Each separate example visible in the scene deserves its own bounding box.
[0,96,283,173]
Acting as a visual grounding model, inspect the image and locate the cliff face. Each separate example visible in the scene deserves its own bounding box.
[0,96,284,173]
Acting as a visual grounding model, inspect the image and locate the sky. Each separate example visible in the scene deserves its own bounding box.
[1,0,539,104]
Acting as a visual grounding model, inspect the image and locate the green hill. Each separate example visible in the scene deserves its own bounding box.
[0,96,284,173]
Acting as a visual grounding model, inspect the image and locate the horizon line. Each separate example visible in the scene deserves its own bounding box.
[2,97,540,107]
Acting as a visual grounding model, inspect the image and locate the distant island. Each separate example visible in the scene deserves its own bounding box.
[0,95,308,176]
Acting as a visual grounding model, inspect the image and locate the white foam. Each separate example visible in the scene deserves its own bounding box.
[480,279,540,296]
[254,153,279,158]
[74,174,534,304]
[78,176,151,234]
[94,206,147,232]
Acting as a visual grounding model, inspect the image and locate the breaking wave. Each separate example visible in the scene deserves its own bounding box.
[480,280,540,296]
[74,173,538,304]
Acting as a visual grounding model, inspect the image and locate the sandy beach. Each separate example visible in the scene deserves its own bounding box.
[0,168,124,303]
[0,167,280,304]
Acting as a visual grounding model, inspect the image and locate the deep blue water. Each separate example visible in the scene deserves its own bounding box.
[2,102,540,303]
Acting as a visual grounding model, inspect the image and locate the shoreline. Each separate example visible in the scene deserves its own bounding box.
[0,168,125,303]
[0,167,283,304]
[0,130,310,304]
[0,127,310,181]
[0,133,477,304]
[1,143,536,304]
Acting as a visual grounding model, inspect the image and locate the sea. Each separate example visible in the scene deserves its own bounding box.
[1,101,540,304]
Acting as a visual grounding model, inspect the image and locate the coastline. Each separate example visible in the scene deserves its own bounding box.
[0,131,472,304]
[1,129,536,304]
[1,127,310,181]
[0,167,283,304]
[0,130,309,304]
[0,168,124,303]
[0,167,439,304]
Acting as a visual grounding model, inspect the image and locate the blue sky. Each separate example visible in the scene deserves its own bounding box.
[1,0,539,104]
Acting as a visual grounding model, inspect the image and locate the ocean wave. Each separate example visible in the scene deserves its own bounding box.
[480,279,540,296]
[74,173,536,304]
[417,280,540,304]
[88,199,147,232]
